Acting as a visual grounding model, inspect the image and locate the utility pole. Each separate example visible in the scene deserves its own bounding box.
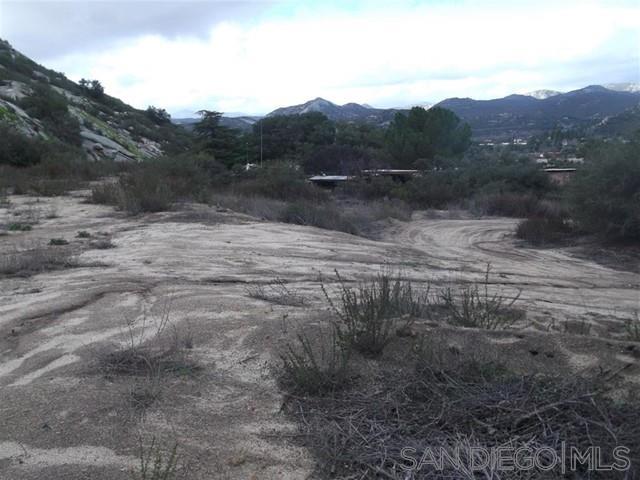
[260,121,263,167]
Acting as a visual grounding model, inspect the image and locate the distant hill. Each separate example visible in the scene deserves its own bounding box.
[267,97,402,124]
[437,85,640,140]
[0,39,190,161]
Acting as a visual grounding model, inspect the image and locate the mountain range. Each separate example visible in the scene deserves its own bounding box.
[174,84,640,140]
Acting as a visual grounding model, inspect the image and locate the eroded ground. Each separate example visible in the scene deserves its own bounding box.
[0,193,638,479]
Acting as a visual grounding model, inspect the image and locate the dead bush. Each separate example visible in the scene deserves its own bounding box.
[284,340,640,479]
[440,265,522,330]
[322,270,431,357]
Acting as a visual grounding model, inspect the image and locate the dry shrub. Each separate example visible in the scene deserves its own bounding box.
[0,245,76,275]
[99,303,197,379]
[279,323,351,395]
[440,265,523,330]
[210,193,286,220]
[322,270,431,357]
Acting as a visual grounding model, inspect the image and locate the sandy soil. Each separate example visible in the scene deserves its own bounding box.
[0,195,638,479]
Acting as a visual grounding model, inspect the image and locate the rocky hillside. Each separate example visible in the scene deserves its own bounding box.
[0,39,190,162]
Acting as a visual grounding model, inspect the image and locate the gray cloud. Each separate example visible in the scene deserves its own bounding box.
[0,0,272,60]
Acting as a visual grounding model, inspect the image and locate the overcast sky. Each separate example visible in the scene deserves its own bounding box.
[1,0,638,116]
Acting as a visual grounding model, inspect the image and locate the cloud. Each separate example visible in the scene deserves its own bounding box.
[0,0,273,58]
[6,0,638,115]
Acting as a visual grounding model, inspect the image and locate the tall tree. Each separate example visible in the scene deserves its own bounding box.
[385,106,471,168]
[194,110,244,167]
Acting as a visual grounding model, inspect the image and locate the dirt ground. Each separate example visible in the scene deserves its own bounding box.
[0,193,638,479]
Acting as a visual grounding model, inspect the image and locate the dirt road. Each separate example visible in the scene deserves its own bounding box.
[0,196,638,479]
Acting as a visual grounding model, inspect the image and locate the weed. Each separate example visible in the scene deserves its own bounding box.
[77,230,91,238]
[130,437,178,480]
[440,265,522,330]
[245,279,305,307]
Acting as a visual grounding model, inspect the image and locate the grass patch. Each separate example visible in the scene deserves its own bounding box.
[77,230,91,238]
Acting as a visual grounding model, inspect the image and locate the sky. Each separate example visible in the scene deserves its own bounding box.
[1,0,638,117]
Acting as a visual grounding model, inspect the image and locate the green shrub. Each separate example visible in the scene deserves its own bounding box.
[515,216,573,245]
[0,125,47,167]
[475,192,540,217]
[235,163,328,202]
[568,140,640,241]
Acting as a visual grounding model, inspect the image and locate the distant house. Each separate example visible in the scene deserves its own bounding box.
[309,175,352,189]
[544,168,576,186]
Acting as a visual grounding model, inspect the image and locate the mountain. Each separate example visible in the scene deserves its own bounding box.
[173,115,261,132]
[604,82,640,94]
[525,89,562,100]
[0,39,190,162]
[267,97,401,124]
[437,85,640,140]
